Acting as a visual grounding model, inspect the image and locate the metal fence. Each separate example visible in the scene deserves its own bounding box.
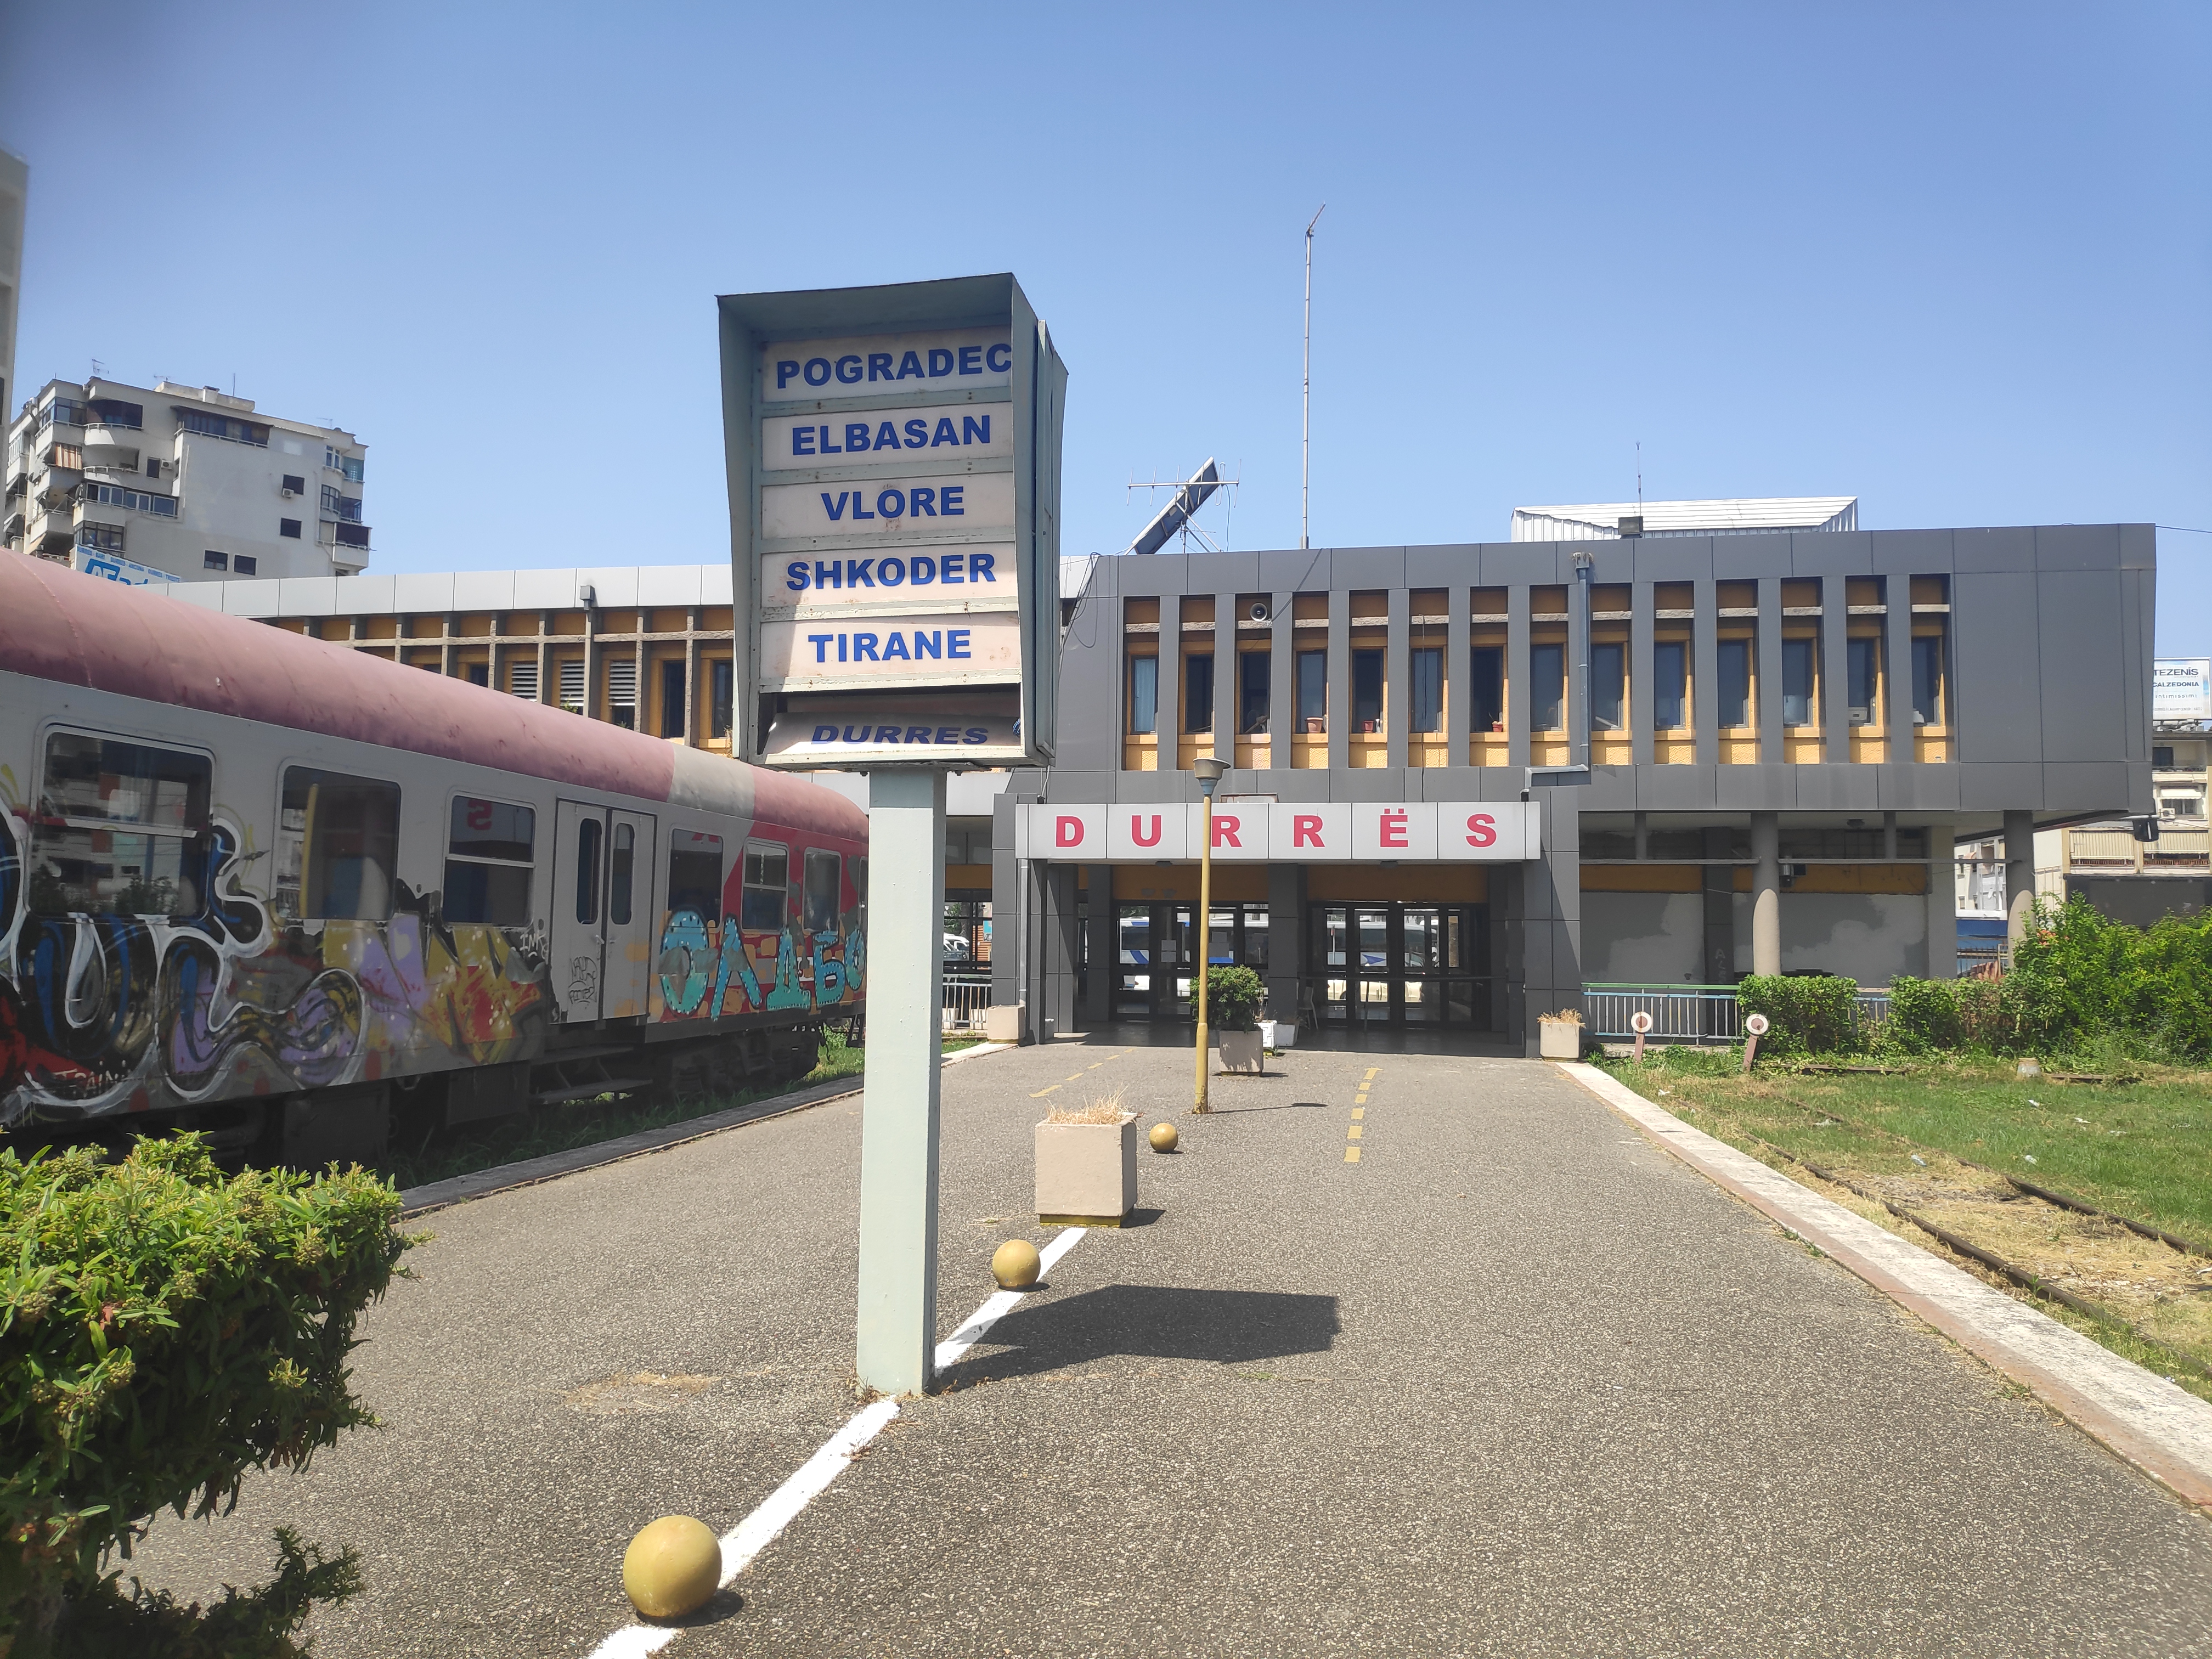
[1581,983,1893,1047]
[942,969,994,1034]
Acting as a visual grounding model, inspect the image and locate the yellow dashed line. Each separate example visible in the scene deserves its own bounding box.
[1088,1063,1104,1069]
[1031,1085,1060,1098]
[1345,1147,1361,1163]
[1363,1067,1379,1081]
[1355,1094,1369,1105]
[1065,1074,1084,1081]
[1347,1125,1363,1140]
[1351,1108,1364,1121]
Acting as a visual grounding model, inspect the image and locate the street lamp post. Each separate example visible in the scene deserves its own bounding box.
[1192,755,1227,1113]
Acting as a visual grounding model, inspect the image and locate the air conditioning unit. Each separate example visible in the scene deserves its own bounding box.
[1248,600,1270,623]
[280,487,297,499]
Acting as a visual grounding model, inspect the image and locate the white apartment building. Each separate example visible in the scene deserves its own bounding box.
[4,375,369,582]
[0,151,24,432]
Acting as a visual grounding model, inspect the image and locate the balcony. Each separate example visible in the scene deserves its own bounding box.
[319,485,363,522]
[333,522,371,551]
[73,481,179,519]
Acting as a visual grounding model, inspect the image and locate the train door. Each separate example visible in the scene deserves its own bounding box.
[601,810,657,1017]
[552,800,656,1023]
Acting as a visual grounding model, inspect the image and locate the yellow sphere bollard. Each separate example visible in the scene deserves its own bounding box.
[991,1238,1041,1289]
[1148,1120,1180,1153]
[622,1515,721,1620]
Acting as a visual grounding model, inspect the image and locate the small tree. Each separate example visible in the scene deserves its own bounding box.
[1,1136,411,1654]
[1189,965,1264,1032]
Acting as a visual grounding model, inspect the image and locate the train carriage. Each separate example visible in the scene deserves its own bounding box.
[0,557,867,1164]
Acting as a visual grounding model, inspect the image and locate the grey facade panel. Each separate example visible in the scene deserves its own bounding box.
[2034,524,2121,572]
[1953,526,2034,573]
[1795,530,1872,574]
[1959,762,2045,812]
[1954,571,2042,762]
[2036,571,2128,761]
[1715,533,1793,579]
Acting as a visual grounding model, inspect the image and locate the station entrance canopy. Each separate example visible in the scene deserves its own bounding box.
[1017,800,1541,862]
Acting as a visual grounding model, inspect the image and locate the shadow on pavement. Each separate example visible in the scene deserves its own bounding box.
[941,1284,1340,1386]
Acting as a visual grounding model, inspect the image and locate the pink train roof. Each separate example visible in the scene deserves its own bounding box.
[0,558,864,840]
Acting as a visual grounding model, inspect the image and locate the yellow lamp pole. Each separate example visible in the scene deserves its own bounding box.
[1192,755,1227,1113]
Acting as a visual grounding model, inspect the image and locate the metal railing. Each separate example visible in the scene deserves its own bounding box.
[1582,983,1893,1047]
[942,968,994,1034]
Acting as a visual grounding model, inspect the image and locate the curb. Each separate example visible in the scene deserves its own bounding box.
[1555,1060,2212,1511]
[399,1041,1014,1219]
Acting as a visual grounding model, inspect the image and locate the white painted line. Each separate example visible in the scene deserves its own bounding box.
[1556,1060,2212,1508]
[582,1226,1088,1656]
[934,1227,1085,1372]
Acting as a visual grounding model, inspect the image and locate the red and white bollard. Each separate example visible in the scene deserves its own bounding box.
[1629,1008,1653,1065]
[1742,1012,1769,1073]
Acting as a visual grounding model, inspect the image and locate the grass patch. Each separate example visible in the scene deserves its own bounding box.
[1602,1047,2212,1400]
[381,1031,981,1190]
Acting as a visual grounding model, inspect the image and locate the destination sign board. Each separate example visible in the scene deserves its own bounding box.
[720,276,1064,769]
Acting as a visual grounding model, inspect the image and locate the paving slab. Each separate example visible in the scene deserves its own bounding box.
[131,1037,2212,1657]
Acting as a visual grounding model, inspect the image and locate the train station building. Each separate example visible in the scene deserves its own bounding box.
[136,514,2158,1054]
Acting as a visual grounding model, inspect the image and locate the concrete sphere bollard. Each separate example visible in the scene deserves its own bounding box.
[622,1515,720,1620]
[991,1238,1041,1289]
[1148,1120,1180,1153]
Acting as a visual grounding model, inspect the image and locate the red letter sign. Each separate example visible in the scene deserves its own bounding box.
[1214,814,1242,849]
[1055,815,1084,848]
[1294,814,1324,849]
[1465,812,1497,848]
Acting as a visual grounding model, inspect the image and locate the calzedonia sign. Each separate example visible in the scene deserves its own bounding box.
[719,275,1067,769]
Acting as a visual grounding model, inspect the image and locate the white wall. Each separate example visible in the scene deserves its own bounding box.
[1730,890,1926,985]
[1582,890,1703,983]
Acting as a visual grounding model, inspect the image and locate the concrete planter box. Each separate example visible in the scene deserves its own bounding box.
[1035,1113,1139,1226]
[1538,1018,1583,1060]
[983,1002,1025,1045]
[1216,1028,1265,1074]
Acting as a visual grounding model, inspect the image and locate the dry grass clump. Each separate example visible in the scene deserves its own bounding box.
[1045,1088,1130,1125]
[1542,1007,1584,1026]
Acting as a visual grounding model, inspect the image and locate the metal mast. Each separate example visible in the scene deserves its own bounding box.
[1302,203,1325,550]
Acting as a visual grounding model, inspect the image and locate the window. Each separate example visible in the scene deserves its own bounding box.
[672,830,727,925]
[281,473,307,494]
[1183,652,1214,733]
[324,448,366,483]
[467,662,489,687]
[1352,648,1384,733]
[803,850,842,932]
[1296,650,1327,733]
[87,399,143,429]
[145,458,160,479]
[609,822,635,926]
[740,840,786,930]
[709,659,733,738]
[334,523,370,549]
[573,817,602,924]
[1912,634,1946,726]
[1530,643,1565,731]
[319,483,363,521]
[443,795,535,926]
[177,407,269,446]
[557,661,585,713]
[1717,640,1752,728]
[1128,654,1158,735]
[1238,651,1271,734]
[1652,641,1686,729]
[76,523,123,554]
[81,482,175,517]
[660,661,686,739]
[1781,638,1815,726]
[1411,647,1443,734]
[1470,646,1504,732]
[274,770,400,924]
[203,550,228,572]
[30,734,210,917]
[234,555,257,576]
[1847,637,1880,725]
[509,661,540,701]
[1592,642,1624,731]
[607,659,637,730]
[279,518,301,539]
[2155,746,2176,768]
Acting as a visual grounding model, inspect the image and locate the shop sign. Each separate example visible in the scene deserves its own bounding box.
[1020,800,1541,862]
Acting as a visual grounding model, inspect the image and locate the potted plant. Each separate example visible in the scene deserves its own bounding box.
[1538,1006,1584,1059]
[1193,964,1266,1074]
[1035,1091,1141,1225]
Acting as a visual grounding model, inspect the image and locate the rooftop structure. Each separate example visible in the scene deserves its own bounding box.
[1511,496,1858,541]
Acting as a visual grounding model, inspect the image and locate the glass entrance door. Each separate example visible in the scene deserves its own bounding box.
[1312,902,1491,1030]
[1118,901,1271,1021]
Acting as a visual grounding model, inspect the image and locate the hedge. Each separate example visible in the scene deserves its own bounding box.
[1,1136,410,1654]
[1735,974,1864,1057]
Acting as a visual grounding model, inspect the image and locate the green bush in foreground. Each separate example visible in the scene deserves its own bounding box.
[1,1136,410,1654]
[1736,974,1864,1056]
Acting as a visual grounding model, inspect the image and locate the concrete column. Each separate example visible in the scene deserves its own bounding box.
[1038,864,1079,1041]
[1925,821,1955,978]
[1266,861,1304,1035]
[684,607,701,745]
[2004,809,2036,953]
[855,768,947,1398]
[1326,589,1350,772]
[1751,810,1781,977]
[1757,576,1784,763]
[1214,590,1237,760]
[1085,864,1115,1025]
[1692,576,1719,768]
[1386,586,1409,771]
[1820,575,1850,763]
[1506,582,1531,770]
[1266,590,1293,770]
[1630,578,1655,768]
[1445,582,1472,767]
[1156,598,1181,768]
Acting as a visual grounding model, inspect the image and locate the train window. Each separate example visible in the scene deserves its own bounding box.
[31,733,210,917]
[609,822,635,926]
[444,795,535,926]
[276,766,400,922]
[573,816,602,925]
[741,843,787,931]
[668,830,724,925]
[803,851,841,933]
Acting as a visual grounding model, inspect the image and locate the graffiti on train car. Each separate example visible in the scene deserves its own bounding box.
[651,838,866,1023]
[0,803,552,1127]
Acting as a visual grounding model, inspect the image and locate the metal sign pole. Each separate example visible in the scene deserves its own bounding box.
[854,767,947,1397]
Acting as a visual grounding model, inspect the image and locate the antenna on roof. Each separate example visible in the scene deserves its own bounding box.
[1125,459,1237,555]
[1636,441,1643,516]
[1302,204,1325,551]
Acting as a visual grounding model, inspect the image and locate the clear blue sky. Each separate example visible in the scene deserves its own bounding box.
[5,4,2207,651]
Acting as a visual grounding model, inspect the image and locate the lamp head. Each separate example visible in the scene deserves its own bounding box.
[1192,754,1227,799]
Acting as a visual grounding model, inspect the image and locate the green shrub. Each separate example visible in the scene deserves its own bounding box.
[1879,976,1963,1054]
[1736,974,1863,1057]
[1189,965,1265,1031]
[2008,895,2212,1059]
[1,1136,410,1652]
[52,1527,360,1658]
